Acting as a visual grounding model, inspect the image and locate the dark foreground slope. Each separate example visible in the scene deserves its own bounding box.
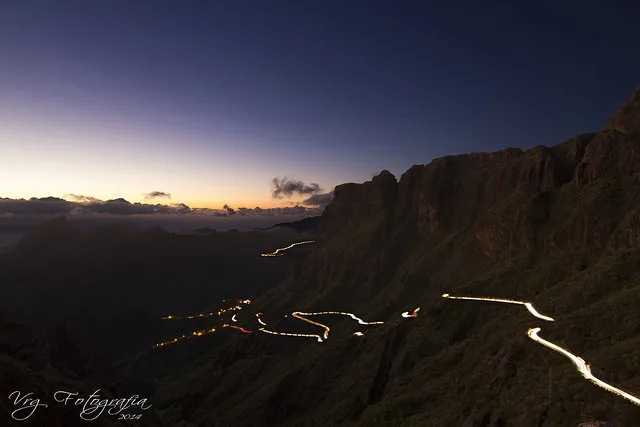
[155,88,640,426]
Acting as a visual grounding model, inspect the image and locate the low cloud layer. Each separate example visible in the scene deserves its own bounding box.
[144,191,171,200]
[64,194,102,204]
[0,196,324,218]
[271,177,321,199]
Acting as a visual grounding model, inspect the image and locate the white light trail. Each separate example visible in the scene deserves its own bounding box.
[402,307,420,318]
[528,328,640,406]
[261,240,316,257]
[232,314,238,322]
[295,311,385,325]
[442,293,554,321]
[256,312,267,326]
[353,332,365,336]
[292,311,385,340]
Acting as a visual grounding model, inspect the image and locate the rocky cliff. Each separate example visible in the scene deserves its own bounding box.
[156,88,640,426]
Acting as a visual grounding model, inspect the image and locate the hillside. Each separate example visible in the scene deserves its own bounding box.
[153,88,640,426]
[0,316,167,426]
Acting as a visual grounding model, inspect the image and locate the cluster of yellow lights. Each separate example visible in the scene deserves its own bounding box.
[442,293,640,406]
[162,299,250,321]
[260,240,316,257]
[154,299,252,347]
[153,327,217,348]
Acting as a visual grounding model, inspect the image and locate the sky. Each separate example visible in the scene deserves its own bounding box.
[1,1,640,209]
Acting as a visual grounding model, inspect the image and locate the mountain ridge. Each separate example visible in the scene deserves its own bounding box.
[154,87,640,426]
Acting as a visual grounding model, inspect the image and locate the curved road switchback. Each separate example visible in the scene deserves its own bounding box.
[440,292,639,406]
[528,327,640,406]
[290,311,385,340]
[442,293,554,321]
[402,308,420,318]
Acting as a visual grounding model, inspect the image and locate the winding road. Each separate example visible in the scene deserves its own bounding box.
[443,292,639,407]
[260,240,316,257]
[528,327,640,406]
[441,293,555,321]
[154,241,640,408]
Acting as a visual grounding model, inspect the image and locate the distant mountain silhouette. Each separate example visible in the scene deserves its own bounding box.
[262,215,322,234]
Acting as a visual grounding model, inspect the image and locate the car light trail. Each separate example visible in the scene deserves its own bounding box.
[291,311,385,340]
[228,325,253,334]
[527,328,640,406]
[232,314,238,322]
[353,332,365,336]
[292,312,331,339]
[258,327,323,342]
[256,312,267,326]
[162,300,251,320]
[261,240,316,257]
[153,327,217,348]
[442,293,554,321]
[402,307,420,318]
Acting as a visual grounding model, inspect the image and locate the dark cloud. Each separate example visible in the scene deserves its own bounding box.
[302,191,334,208]
[144,191,171,200]
[0,196,191,216]
[271,177,321,199]
[223,204,236,215]
[0,197,73,215]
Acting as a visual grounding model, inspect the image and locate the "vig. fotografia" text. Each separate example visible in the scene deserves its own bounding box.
[8,389,152,421]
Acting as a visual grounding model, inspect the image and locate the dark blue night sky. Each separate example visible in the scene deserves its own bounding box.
[2,1,639,207]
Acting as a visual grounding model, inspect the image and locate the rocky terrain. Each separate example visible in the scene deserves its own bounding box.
[152,88,640,426]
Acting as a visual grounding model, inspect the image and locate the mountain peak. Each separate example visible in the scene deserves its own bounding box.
[605,87,640,135]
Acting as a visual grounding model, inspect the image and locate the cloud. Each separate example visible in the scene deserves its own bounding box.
[302,191,334,208]
[223,204,236,215]
[0,197,326,217]
[0,197,73,215]
[271,177,321,199]
[144,191,171,200]
[64,194,103,204]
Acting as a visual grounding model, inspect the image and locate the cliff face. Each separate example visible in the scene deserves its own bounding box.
[605,87,640,135]
[302,89,640,309]
[157,88,640,426]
